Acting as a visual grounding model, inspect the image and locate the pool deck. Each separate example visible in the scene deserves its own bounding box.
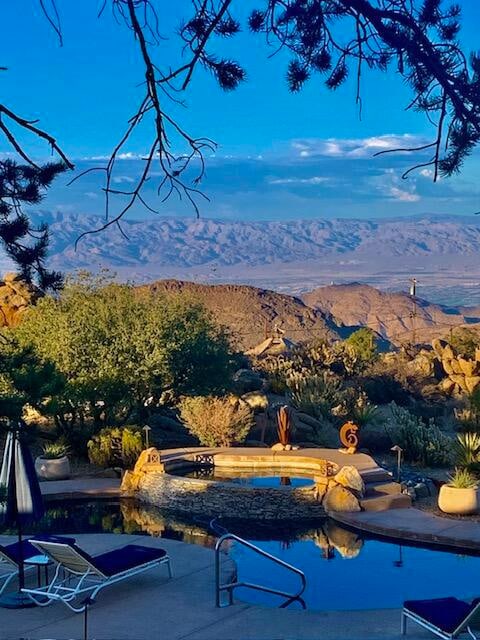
[332,507,480,552]
[0,533,435,640]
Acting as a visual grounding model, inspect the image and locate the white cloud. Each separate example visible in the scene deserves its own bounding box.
[268,176,330,186]
[388,187,420,202]
[84,191,99,199]
[112,175,136,184]
[291,134,428,159]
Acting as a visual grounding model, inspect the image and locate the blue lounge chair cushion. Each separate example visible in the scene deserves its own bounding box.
[92,544,168,577]
[2,535,75,565]
[404,597,474,634]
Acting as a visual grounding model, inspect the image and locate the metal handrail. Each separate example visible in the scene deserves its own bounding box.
[214,532,306,609]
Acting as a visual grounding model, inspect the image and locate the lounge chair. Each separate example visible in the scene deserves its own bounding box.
[402,597,480,639]
[22,538,172,612]
[0,536,74,595]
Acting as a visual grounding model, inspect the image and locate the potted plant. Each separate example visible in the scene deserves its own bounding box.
[35,442,71,480]
[438,468,479,515]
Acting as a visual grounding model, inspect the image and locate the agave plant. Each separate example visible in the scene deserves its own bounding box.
[455,432,480,468]
[448,467,479,489]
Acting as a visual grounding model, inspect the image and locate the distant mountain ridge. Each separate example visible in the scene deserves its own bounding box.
[302,282,480,345]
[28,212,480,272]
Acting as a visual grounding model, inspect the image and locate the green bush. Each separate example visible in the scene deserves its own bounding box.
[87,426,143,468]
[387,403,452,467]
[179,395,254,447]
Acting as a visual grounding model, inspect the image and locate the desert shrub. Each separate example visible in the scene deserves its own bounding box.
[449,328,480,359]
[179,395,254,447]
[287,371,345,420]
[361,373,410,405]
[455,388,480,432]
[87,426,143,468]
[387,403,452,467]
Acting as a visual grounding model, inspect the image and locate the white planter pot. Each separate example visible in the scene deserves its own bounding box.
[35,455,71,481]
[438,484,480,515]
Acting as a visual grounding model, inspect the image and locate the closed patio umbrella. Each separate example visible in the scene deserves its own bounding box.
[0,420,44,608]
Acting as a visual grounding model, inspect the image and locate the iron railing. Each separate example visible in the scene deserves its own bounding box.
[214,532,306,609]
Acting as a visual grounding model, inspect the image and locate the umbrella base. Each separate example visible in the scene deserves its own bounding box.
[0,591,37,608]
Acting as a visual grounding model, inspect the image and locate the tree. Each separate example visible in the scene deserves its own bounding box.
[13,274,237,431]
[0,0,479,255]
[345,328,378,364]
[0,160,67,290]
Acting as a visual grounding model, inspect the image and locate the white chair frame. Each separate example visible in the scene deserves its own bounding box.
[22,541,172,613]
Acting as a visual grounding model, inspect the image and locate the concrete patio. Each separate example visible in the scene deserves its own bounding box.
[1,533,434,640]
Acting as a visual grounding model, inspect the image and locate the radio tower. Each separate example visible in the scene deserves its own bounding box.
[409,278,418,345]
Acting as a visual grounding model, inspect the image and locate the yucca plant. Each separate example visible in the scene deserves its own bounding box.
[41,442,70,460]
[455,432,480,468]
[448,467,479,489]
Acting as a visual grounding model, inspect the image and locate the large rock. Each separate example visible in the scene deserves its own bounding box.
[334,466,365,496]
[0,273,39,327]
[323,485,361,512]
[232,369,264,394]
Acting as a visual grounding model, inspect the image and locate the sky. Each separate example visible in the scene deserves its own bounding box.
[1,0,480,221]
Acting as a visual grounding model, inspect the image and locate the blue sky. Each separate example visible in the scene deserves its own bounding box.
[2,0,480,220]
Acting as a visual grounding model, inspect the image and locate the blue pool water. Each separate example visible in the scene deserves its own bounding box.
[180,468,315,488]
[1,499,479,611]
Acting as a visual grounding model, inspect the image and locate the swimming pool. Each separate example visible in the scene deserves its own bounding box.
[1,499,478,611]
[178,467,315,488]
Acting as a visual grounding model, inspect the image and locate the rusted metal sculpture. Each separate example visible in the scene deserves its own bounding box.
[277,405,293,447]
[339,421,359,454]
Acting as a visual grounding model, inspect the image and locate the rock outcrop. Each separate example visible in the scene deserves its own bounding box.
[0,273,39,327]
[418,338,480,396]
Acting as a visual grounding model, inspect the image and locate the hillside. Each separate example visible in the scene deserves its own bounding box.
[302,283,479,345]
[141,280,338,350]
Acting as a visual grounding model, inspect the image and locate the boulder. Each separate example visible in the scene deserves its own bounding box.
[0,273,39,327]
[334,466,365,496]
[232,369,264,394]
[465,376,480,394]
[315,482,327,503]
[458,358,477,377]
[271,442,286,451]
[323,485,361,513]
[442,359,455,376]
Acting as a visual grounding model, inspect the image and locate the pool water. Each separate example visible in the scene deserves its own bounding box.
[179,467,315,488]
[2,499,479,611]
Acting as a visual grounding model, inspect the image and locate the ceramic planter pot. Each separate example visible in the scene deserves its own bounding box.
[35,455,71,481]
[438,484,480,515]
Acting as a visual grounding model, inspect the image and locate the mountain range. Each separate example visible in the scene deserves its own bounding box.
[34,212,480,273]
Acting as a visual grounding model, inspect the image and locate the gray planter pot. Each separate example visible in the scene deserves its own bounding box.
[35,455,71,481]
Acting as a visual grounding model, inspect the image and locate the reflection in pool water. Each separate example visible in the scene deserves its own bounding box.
[1,499,479,611]
[178,467,315,488]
